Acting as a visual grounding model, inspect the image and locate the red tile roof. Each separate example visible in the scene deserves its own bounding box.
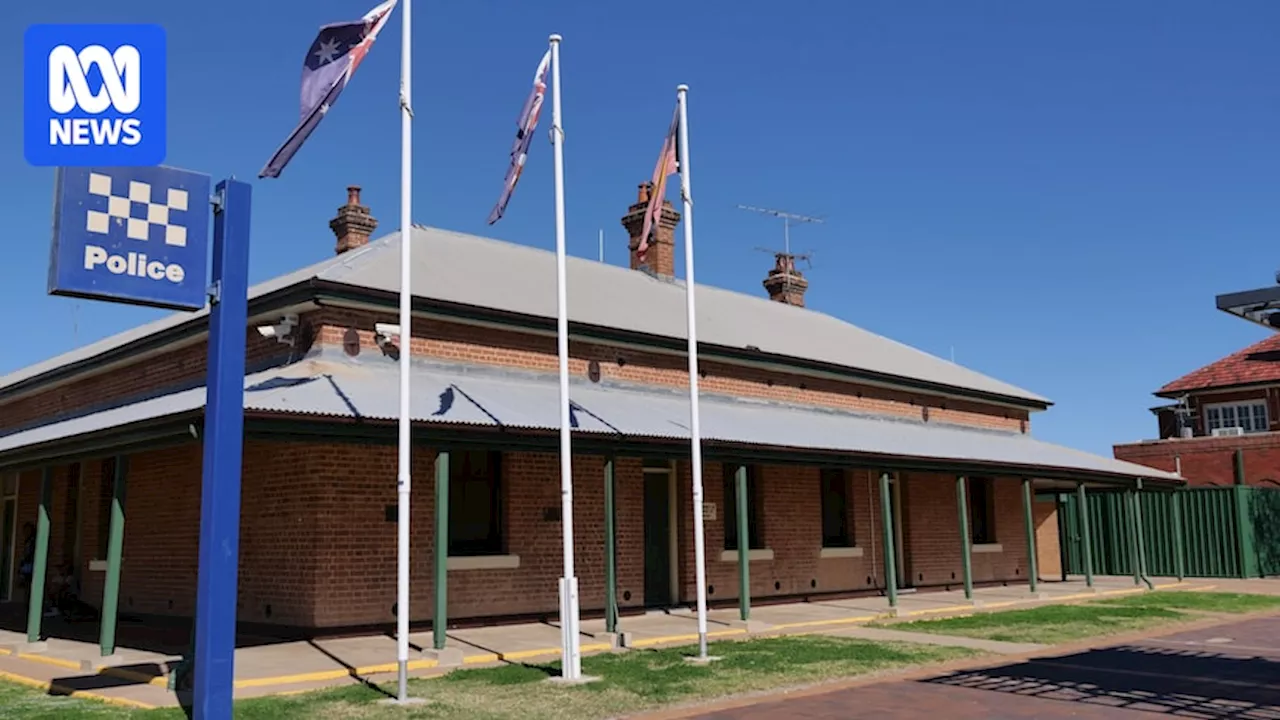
[1159,332,1280,395]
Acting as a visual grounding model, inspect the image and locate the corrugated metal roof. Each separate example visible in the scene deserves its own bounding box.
[0,352,1171,481]
[0,227,1049,406]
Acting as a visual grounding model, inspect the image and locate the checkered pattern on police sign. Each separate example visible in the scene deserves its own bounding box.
[84,172,189,247]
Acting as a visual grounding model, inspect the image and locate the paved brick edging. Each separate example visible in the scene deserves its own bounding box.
[630,606,1280,720]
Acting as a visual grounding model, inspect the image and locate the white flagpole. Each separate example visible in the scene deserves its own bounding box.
[395,0,414,703]
[676,84,711,661]
[549,33,582,681]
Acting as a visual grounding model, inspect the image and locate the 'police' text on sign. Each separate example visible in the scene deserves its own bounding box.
[49,166,210,311]
[24,25,166,167]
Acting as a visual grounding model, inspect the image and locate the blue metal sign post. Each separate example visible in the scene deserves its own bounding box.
[192,179,251,720]
[47,165,252,714]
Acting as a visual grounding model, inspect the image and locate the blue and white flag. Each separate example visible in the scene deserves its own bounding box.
[259,0,397,179]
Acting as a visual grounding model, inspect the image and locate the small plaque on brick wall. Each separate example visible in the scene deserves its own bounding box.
[703,502,716,521]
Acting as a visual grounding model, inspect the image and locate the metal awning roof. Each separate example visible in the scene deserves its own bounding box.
[0,352,1181,484]
[1216,283,1280,330]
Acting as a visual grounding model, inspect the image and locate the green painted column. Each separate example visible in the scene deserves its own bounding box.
[433,451,450,651]
[1232,450,1258,578]
[1021,478,1038,594]
[955,476,973,600]
[735,465,750,622]
[878,472,897,608]
[26,468,53,644]
[1076,484,1093,588]
[604,457,618,634]
[99,456,128,657]
[1172,491,1186,581]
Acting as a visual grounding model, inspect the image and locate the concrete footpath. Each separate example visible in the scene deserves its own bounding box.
[0,575,1266,710]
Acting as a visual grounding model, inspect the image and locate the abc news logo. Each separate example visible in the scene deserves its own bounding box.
[48,44,143,147]
[24,24,166,167]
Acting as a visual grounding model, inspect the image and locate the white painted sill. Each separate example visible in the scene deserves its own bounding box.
[971,543,1004,554]
[446,554,521,571]
[718,549,774,562]
[819,546,864,559]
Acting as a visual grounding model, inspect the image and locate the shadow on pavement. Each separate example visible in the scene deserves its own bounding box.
[922,644,1280,718]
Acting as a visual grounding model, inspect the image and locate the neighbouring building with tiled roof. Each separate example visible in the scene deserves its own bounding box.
[1115,287,1280,486]
[0,182,1178,658]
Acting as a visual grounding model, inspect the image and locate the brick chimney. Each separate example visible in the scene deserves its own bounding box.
[330,185,378,255]
[620,182,681,276]
[763,253,809,307]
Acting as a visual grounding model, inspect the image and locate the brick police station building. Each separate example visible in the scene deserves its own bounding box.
[0,185,1180,640]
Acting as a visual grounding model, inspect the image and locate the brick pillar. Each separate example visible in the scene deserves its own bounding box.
[620,182,681,277]
[762,253,809,306]
[330,185,378,255]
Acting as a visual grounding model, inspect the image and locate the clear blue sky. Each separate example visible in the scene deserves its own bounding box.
[4,1,1279,456]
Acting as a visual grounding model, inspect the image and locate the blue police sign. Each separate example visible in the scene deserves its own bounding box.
[24,24,167,167]
[49,166,210,311]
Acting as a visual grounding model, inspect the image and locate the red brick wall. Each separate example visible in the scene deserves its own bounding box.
[310,448,649,628]
[315,308,1029,432]
[901,474,1031,586]
[8,441,333,627]
[673,463,880,604]
[0,304,1028,438]
[4,441,1050,628]
[1115,433,1280,487]
[672,465,1036,607]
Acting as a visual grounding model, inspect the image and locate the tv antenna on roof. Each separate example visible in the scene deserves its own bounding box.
[737,205,823,258]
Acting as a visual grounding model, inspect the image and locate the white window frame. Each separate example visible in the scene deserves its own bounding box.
[1204,401,1269,434]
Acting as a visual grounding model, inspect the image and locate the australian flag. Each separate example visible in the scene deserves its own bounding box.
[259,0,397,179]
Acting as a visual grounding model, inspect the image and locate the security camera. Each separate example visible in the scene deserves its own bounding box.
[373,322,402,357]
[256,314,299,346]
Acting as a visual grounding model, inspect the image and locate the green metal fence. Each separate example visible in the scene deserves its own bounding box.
[1060,486,1280,580]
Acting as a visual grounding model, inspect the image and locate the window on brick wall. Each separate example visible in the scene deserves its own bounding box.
[723,464,764,551]
[96,458,115,561]
[1205,401,1268,434]
[449,450,504,556]
[968,477,996,545]
[820,468,853,547]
